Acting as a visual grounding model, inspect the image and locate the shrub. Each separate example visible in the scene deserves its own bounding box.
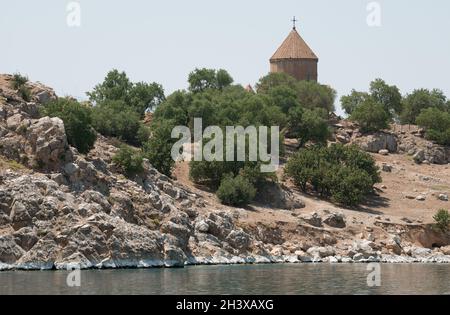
[285,144,380,206]
[87,69,165,117]
[329,167,374,206]
[12,73,28,90]
[41,98,96,154]
[350,99,389,133]
[433,209,450,231]
[288,107,330,147]
[143,121,177,176]
[91,100,142,145]
[18,85,32,102]
[216,174,256,206]
[400,88,447,124]
[112,146,144,176]
[416,107,450,145]
[340,90,370,115]
[188,68,233,93]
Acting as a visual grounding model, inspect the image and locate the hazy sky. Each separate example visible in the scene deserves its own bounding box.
[1,0,449,115]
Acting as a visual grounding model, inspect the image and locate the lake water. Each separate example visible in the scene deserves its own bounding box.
[1,264,449,295]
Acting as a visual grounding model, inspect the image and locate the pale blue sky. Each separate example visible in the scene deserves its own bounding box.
[1,0,449,115]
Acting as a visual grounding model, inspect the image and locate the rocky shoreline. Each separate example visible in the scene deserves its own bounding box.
[1,74,450,273]
[2,252,450,272]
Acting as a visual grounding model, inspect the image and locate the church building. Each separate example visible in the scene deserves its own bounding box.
[270,18,318,81]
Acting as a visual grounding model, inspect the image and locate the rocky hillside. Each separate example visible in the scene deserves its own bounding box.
[1,74,450,270]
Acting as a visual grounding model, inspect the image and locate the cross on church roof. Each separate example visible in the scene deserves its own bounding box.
[292,16,298,30]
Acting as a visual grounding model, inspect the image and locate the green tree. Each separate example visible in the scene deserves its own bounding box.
[267,86,300,114]
[433,209,450,231]
[188,68,233,93]
[256,72,298,94]
[91,100,142,145]
[340,90,370,115]
[216,174,256,207]
[350,99,389,132]
[400,88,448,124]
[128,82,165,117]
[216,69,234,90]
[113,145,144,176]
[143,121,177,176]
[416,107,450,145]
[296,80,336,112]
[288,107,330,147]
[152,91,190,126]
[42,98,97,154]
[329,166,374,206]
[285,144,380,206]
[369,79,402,118]
[87,69,133,104]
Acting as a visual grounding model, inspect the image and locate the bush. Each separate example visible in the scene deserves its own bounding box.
[112,146,144,176]
[91,100,142,145]
[416,107,450,145]
[329,167,374,206]
[87,69,165,117]
[143,121,177,176]
[288,107,330,147]
[350,99,389,132]
[256,73,336,112]
[12,73,28,90]
[340,90,370,115]
[188,68,234,93]
[400,88,447,124]
[285,144,380,206]
[18,85,31,102]
[216,174,256,206]
[41,98,97,154]
[433,209,450,231]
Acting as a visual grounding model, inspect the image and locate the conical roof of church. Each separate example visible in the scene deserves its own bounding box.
[270,28,318,61]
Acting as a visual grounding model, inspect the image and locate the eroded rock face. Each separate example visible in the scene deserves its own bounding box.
[353,132,398,153]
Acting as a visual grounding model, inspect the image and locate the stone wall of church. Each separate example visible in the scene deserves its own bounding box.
[270,59,318,81]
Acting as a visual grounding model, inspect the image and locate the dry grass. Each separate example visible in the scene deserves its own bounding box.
[0,156,25,171]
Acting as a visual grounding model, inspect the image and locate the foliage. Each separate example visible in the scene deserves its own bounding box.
[369,78,402,118]
[41,98,97,154]
[288,107,330,146]
[216,174,256,207]
[188,68,234,93]
[256,72,298,94]
[433,209,450,231]
[11,73,28,90]
[91,100,142,145]
[400,88,448,124]
[340,90,371,115]
[18,85,32,102]
[257,73,336,112]
[113,145,144,176]
[416,107,450,145]
[296,80,336,112]
[285,144,380,206]
[87,69,165,117]
[350,99,390,132]
[143,121,178,176]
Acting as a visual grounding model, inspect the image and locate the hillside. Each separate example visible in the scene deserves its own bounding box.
[1,74,450,270]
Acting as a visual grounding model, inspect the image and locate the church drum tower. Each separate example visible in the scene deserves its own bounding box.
[270,18,318,81]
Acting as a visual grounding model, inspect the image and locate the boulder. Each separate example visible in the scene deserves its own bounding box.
[299,212,322,227]
[0,235,25,264]
[26,116,72,170]
[353,132,398,153]
[226,230,251,250]
[323,213,346,229]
